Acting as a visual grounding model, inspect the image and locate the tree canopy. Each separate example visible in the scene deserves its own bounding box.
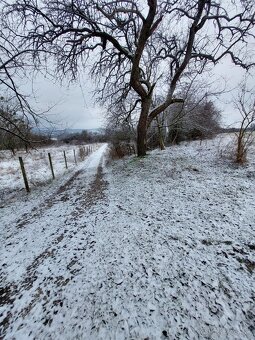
[1,0,255,155]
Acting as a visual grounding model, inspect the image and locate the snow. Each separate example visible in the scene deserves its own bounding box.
[0,136,255,339]
[0,143,98,199]
[86,144,108,169]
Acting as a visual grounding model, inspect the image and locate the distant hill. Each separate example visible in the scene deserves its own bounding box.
[32,127,104,138]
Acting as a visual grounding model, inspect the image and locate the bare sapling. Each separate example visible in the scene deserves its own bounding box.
[234,82,255,164]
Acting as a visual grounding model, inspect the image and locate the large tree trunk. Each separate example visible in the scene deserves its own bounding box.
[137,99,151,156]
[137,117,147,156]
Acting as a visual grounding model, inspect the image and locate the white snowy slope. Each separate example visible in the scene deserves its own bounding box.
[0,137,255,340]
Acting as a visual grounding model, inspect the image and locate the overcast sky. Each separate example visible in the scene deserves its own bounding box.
[213,60,253,127]
[1,0,254,131]
[26,63,249,129]
[16,1,254,132]
[22,73,106,131]
[22,56,254,131]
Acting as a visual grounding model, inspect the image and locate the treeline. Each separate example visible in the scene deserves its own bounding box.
[1,97,110,154]
[148,98,221,149]
[0,99,52,154]
[107,92,222,157]
[60,130,107,144]
[0,129,52,155]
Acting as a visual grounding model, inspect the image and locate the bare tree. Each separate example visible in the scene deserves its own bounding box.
[0,97,32,152]
[0,4,48,143]
[3,0,255,156]
[234,80,255,163]
[147,73,223,148]
[167,93,221,144]
[0,10,30,108]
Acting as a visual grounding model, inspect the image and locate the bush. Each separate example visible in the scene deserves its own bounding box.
[109,142,135,160]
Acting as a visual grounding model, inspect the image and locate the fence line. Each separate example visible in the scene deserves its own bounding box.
[63,150,68,169]
[13,144,98,193]
[73,149,77,165]
[18,156,30,193]
[48,152,55,180]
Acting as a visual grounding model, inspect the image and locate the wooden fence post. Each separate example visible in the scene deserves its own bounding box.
[19,157,30,193]
[48,153,55,179]
[73,149,77,164]
[63,150,68,169]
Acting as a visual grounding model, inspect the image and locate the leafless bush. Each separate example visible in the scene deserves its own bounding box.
[235,127,254,165]
[219,134,254,165]
[218,136,236,162]
[109,142,136,160]
[234,82,255,164]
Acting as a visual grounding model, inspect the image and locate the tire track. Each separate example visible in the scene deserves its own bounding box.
[0,152,108,338]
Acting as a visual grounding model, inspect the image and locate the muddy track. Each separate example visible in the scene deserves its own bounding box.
[14,169,84,230]
[0,160,108,337]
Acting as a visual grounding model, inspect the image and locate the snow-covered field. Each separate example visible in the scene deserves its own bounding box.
[0,136,255,339]
[0,143,97,202]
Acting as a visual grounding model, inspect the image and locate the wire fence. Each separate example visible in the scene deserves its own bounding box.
[0,144,98,194]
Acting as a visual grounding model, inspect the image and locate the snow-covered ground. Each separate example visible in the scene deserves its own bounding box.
[0,136,255,339]
[0,143,97,201]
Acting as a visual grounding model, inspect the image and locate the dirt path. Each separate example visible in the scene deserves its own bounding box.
[0,145,109,339]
